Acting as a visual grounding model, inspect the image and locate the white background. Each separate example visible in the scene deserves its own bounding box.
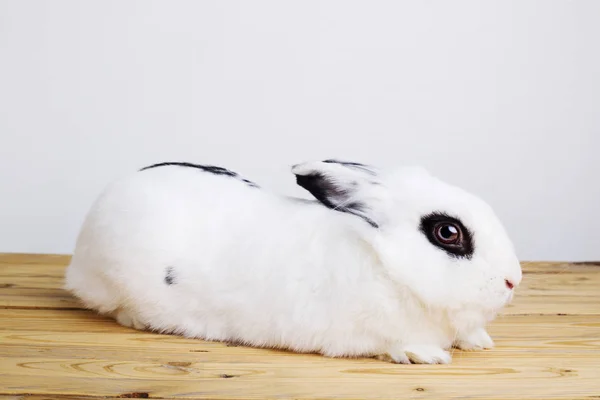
[1,1,598,261]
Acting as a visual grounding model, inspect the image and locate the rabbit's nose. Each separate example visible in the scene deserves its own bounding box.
[504,279,515,290]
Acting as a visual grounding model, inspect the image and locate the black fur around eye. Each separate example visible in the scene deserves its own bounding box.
[420,212,474,259]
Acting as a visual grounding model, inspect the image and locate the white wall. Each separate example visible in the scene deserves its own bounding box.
[1,0,598,261]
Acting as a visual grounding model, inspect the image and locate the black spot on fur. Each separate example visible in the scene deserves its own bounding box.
[164,267,175,285]
[140,162,259,188]
[295,172,378,228]
[419,212,474,259]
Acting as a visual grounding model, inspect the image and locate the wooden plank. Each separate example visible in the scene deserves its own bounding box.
[520,261,600,273]
[0,397,123,400]
[0,253,70,266]
[0,320,599,399]
[0,397,117,400]
[505,296,600,315]
[0,288,79,310]
[0,309,121,332]
[1,354,599,399]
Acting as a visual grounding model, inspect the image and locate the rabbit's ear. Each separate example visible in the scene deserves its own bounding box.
[292,159,383,228]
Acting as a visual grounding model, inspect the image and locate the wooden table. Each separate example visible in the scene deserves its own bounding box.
[1,254,599,399]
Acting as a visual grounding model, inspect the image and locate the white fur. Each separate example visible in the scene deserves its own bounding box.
[64,160,522,364]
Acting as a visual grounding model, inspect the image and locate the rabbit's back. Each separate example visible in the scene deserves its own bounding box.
[64,165,272,317]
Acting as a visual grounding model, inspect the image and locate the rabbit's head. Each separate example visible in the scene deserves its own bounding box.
[293,159,522,331]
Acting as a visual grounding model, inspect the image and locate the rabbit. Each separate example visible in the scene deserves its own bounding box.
[64,159,522,364]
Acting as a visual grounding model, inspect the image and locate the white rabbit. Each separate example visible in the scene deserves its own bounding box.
[64,159,522,364]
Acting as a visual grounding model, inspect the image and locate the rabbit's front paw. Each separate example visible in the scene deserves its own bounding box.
[113,309,146,330]
[454,328,494,351]
[378,344,451,364]
[403,344,452,364]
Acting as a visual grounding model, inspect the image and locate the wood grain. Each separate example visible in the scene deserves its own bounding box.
[0,253,599,399]
[1,356,599,399]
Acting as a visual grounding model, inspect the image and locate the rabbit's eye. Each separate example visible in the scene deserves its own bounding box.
[419,212,474,259]
[435,223,461,244]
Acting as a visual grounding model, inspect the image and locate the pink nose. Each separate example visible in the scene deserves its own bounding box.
[505,279,514,290]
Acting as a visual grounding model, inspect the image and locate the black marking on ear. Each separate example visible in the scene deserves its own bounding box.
[164,267,176,285]
[322,159,376,175]
[419,212,474,259]
[140,162,259,188]
[295,172,378,228]
[295,172,342,210]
